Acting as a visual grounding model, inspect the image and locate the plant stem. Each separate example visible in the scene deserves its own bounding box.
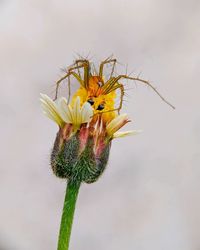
[57,179,81,250]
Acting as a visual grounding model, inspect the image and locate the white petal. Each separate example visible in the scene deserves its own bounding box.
[81,102,93,123]
[40,94,64,127]
[113,130,142,139]
[106,113,129,136]
[107,113,128,129]
[40,94,93,130]
[72,96,81,125]
[58,97,73,123]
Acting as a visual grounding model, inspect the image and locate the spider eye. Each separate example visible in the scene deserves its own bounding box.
[97,81,103,87]
[97,104,104,111]
[87,99,94,105]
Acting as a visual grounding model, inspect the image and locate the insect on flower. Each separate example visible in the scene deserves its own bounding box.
[40,57,175,250]
[54,57,175,123]
[41,56,175,181]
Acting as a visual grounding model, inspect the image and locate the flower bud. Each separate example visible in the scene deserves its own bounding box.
[50,125,111,183]
[41,94,139,184]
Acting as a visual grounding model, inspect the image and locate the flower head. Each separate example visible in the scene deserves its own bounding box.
[41,92,138,183]
[41,59,141,183]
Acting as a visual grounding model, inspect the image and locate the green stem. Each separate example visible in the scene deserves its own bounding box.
[57,179,81,250]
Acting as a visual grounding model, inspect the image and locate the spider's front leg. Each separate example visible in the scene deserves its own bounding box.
[72,59,90,89]
[99,58,117,79]
[116,83,125,113]
[115,75,175,109]
[99,83,125,115]
[54,70,83,101]
[54,61,90,101]
[108,83,125,114]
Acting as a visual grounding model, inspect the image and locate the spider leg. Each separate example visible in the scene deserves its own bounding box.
[101,77,117,95]
[54,61,90,100]
[67,75,71,104]
[72,59,90,89]
[72,61,81,78]
[114,75,175,109]
[116,83,125,113]
[108,83,125,113]
[99,58,117,79]
[54,70,82,101]
[54,72,70,101]
[96,83,125,116]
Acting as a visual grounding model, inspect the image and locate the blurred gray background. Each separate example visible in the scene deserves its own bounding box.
[0,0,200,249]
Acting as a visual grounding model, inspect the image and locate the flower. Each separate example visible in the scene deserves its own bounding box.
[41,59,149,250]
[40,61,141,183]
[40,92,138,182]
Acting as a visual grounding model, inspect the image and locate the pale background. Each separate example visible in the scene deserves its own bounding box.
[0,0,200,249]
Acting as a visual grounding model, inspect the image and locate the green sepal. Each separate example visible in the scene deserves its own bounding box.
[51,133,80,179]
[50,132,111,183]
